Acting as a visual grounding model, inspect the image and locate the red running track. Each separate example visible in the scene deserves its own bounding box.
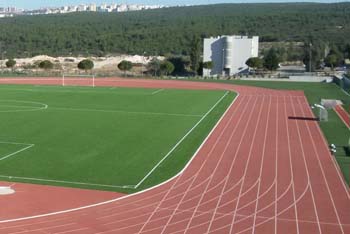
[334,105,350,128]
[0,77,349,234]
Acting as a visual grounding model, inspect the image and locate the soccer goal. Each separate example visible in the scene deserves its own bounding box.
[62,74,96,87]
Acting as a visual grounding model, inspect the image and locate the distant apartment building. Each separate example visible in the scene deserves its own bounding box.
[203,35,259,77]
[89,4,97,12]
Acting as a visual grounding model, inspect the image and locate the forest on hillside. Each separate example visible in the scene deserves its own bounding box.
[0,2,349,59]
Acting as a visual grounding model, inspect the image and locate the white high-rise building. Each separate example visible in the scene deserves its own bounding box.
[89,4,97,12]
[203,35,259,77]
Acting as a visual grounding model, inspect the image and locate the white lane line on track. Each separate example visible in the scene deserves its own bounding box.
[180,96,257,234]
[252,95,273,234]
[137,93,245,234]
[298,97,345,234]
[0,89,239,225]
[203,95,262,233]
[229,95,267,234]
[284,95,300,234]
[134,91,229,189]
[275,96,279,234]
[153,94,273,231]
[173,96,309,234]
[290,95,322,233]
[89,94,330,231]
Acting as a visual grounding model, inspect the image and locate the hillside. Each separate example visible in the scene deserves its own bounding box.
[0,3,349,58]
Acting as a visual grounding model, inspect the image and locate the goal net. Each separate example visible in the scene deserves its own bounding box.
[319,108,328,122]
[62,74,96,87]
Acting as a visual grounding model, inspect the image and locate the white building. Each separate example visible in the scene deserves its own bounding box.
[203,35,259,77]
[89,4,97,12]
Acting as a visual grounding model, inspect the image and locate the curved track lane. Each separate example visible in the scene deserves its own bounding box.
[0,78,349,234]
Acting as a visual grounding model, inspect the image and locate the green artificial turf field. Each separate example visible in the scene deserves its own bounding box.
[0,84,235,193]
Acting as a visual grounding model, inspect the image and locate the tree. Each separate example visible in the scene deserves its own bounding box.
[263,48,280,71]
[245,57,263,70]
[345,44,350,59]
[160,61,175,76]
[5,59,16,69]
[324,54,338,70]
[303,42,323,72]
[118,60,133,76]
[190,36,201,75]
[167,56,190,75]
[203,61,214,70]
[78,59,94,72]
[147,58,161,76]
[38,60,54,69]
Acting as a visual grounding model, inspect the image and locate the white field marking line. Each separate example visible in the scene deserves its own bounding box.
[0,100,48,113]
[298,97,346,233]
[284,95,300,234]
[68,98,270,228]
[0,88,35,92]
[204,95,261,233]
[252,95,273,234]
[341,88,350,97]
[173,96,256,234]
[0,175,135,189]
[0,90,240,224]
[0,143,34,161]
[229,95,267,234]
[134,90,230,189]
[0,104,38,109]
[48,106,202,118]
[0,86,158,96]
[290,95,322,234]
[152,89,164,95]
[137,93,244,234]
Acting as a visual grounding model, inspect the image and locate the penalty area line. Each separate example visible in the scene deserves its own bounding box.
[134,90,230,189]
[0,143,35,161]
[151,89,164,95]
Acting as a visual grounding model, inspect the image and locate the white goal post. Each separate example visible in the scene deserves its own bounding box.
[62,74,96,87]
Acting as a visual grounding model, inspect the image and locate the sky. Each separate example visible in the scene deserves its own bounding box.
[0,0,349,9]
